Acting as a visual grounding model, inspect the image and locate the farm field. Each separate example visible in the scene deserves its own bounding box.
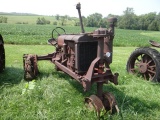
[0,24,160,119]
[0,45,160,120]
[0,23,160,46]
[0,15,56,24]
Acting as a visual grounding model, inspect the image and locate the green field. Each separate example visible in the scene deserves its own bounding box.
[0,23,160,119]
[1,15,56,24]
[1,23,160,46]
[1,14,76,26]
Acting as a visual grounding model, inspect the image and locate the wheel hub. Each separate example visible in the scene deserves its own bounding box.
[138,63,148,73]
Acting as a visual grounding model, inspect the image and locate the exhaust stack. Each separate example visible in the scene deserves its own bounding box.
[76,3,85,33]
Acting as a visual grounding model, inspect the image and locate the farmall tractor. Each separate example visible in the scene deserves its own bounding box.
[0,34,5,72]
[23,3,119,114]
[127,40,160,82]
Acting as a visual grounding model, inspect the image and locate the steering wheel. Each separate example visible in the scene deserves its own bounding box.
[52,27,66,39]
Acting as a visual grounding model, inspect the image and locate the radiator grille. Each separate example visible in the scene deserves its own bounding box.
[78,42,97,72]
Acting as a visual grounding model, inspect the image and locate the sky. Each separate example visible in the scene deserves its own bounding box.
[0,0,160,17]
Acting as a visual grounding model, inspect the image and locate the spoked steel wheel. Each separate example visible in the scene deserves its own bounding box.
[0,34,5,72]
[127,47,160,82]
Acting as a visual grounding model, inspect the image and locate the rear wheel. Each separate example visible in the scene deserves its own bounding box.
[127,47,160,82]
[0,34,5,72]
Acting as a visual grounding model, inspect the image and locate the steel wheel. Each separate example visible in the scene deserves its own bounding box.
[127,47,160,82]
[102,92,119,114]
[85,95,104,116]
[23,54,39,81]
[0,34,5,72]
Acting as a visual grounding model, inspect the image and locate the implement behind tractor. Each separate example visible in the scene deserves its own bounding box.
[23,3,119,114]
[0,34,5,72]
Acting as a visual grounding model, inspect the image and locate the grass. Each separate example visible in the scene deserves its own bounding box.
[0,45,160,119]
[1,23,160,119]
[114,29,160,47]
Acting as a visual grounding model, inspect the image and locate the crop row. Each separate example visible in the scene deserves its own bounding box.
[0,23,160,46]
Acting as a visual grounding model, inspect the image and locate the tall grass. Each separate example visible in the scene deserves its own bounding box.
[0,45,160,119]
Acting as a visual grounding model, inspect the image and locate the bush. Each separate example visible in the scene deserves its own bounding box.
[0,16,8,23]
[36,17,50,25]
[53,21,57,25]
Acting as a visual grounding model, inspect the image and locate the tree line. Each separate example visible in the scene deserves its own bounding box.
[1,7,160,31]
[82,8,160,31]
[117,7,160,31]
[37,7,160,31]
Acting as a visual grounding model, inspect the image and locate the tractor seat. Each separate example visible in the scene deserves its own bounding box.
[48,38,57,46]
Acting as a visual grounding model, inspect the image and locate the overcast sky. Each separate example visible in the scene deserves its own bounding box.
[1,0,160,17]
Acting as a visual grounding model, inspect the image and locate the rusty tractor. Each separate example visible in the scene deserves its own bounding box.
[127,40,160,82]
[0,34,5,72]
[23,3,119,114]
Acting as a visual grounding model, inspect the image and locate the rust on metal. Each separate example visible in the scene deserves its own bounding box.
[85,95,104,116]
[76,2,85,33]
[149,40,160,48]
[23,54,39,80]
[102,92,119,114]
[23,3,119,114]
[127,46,160,82]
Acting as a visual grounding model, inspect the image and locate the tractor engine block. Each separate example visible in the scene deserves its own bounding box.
[57,34,98,75]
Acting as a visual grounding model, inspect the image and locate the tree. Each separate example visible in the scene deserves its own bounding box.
[86,13,103,27]
[55,14,60,20]
[156,12,160,30]
[36,17,50,25]
[82,16,87,26]
[118,7,137,29]
[60,16,67,26]
[41,17,46,24]
[36,17,42,24]
[145,12,156,30]
[138,15,146,30]
[98,19,107,28]
[148,20,159,31]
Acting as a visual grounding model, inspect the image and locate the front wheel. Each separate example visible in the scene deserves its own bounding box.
[127,47,160,82]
